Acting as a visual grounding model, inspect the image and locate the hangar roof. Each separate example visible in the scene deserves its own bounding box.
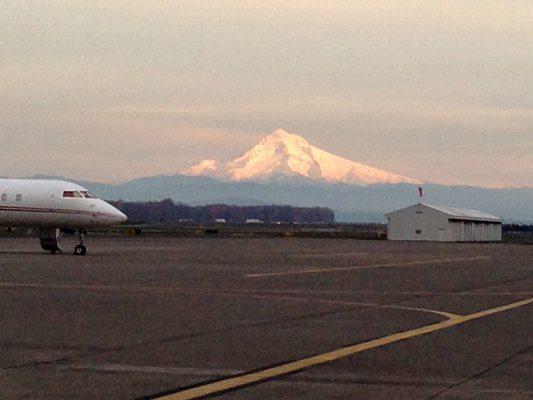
[425,204,501,222]
[387,204,501,223]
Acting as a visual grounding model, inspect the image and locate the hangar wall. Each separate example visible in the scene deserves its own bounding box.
[387,204,502,242]
[387,204,450,241]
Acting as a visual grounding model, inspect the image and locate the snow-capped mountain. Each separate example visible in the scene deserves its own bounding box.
[184,129,420,185]
[185,159,218,176]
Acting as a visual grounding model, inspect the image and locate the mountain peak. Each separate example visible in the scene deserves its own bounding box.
[184,129,420,186]
[270,128,303,140]
[226,129,320,181]
[260,129,311,154]
[272,128,291,137]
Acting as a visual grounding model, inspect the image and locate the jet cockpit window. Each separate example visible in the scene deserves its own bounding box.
[80,191,96,199]
[63,191,83,198]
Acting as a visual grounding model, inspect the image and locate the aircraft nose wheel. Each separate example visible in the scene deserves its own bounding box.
[73,231,87,256]
[74,245,87,256]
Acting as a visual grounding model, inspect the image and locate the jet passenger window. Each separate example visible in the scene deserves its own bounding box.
[1,194,7,201]
[63,191,83,198]
[16,194,22,201]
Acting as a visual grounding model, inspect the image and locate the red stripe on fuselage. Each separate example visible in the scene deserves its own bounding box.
[0,205,117,219]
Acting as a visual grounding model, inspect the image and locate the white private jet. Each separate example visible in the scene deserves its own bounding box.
[0,179,127,255]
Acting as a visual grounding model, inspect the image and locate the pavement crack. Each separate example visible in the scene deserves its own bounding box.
[0,305,362,371]
[425,344,533,399]
[280,375,453,388]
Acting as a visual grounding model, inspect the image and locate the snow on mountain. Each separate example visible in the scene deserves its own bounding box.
[184,129,420,186]
[185,159,218,176]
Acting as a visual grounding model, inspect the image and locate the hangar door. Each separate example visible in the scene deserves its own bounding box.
[450,221,477,241]
[449,220,498,242]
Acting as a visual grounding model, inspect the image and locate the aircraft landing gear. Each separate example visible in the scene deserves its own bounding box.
[39,228,63,254]
[39,228,88,255]
[73,231,87,256]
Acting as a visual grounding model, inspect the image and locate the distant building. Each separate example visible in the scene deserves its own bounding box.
[245,218,263,224]
[214,218,227,224]
[386,204,502,242]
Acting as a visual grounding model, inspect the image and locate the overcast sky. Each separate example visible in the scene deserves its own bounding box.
[1,1,532,187]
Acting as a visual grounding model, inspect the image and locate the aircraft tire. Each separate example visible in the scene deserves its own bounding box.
[74,245,87,256]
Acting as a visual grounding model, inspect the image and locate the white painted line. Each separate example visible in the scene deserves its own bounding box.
[0,281,463,320]
[219,292,463,321]
[291,252,368,259]
[203,288,533,297]
[246,256,491,278]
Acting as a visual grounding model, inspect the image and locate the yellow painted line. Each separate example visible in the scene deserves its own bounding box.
[461,296,533,321]
[151,296,533,400]
[246,256,491,278]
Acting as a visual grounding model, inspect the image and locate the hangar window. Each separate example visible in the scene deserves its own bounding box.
[63,191,83,198]
[416,229,422,234]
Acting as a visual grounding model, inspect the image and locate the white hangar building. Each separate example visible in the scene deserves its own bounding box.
[386,204,502,242]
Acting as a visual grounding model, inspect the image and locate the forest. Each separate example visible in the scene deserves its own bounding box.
[110,199,335,225]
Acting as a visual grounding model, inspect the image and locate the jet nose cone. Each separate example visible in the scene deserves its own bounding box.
[114,209,128,223]
[100,201,128,224]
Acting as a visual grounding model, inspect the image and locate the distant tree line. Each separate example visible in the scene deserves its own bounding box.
[502,224,533,233]
[110,199,335,224]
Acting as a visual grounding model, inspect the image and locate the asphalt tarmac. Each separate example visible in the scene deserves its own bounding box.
[0,237,531,400]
